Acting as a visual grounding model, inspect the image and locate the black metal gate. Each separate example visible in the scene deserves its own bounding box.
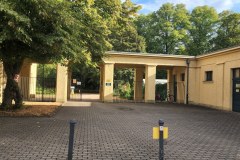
[69,78,100,102]
[19,77,56,102]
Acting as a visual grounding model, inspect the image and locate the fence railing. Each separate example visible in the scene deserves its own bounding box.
[18,77,56,102]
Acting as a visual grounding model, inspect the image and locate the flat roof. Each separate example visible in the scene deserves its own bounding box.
[106,51,194,59]
[107,45,240,59]
[196,45,240,59]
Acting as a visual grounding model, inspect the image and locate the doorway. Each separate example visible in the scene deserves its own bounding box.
[233,68,240,112]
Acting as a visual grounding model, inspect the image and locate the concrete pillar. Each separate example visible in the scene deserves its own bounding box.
[102,63,114,102]
[99,65,104,101]
[167,69,173,95]
[145,65,156,103]
[29,63,37,98]
[56,64,68,102]
[67,71,72,100]
[134,68,144,101]
[19,60,32,99]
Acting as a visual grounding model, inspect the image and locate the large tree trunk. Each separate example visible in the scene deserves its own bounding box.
[1,59,24,110]
[2,78,22,109]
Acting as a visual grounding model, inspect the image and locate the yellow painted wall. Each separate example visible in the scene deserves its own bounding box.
[145,65,156,103]
[189,48,240,111]
[103,47,240,112]
[172,67,186,103]
[102,63,114,102]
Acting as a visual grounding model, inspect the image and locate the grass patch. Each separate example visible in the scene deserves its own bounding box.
[0,103,61,117]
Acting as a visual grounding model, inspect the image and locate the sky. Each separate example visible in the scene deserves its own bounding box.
[129,0,240,14]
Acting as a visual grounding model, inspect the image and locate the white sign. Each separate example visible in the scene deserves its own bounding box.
[160,126,164,131]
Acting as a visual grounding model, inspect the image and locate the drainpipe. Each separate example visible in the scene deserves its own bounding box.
[186,59,190,105]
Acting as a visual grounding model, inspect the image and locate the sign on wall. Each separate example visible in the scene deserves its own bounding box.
[106,83,111,86]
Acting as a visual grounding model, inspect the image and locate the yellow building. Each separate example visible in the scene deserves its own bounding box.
[0,46,239,112]
[100,46,240,112]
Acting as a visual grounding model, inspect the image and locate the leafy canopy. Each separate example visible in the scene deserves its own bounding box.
[0,0,111,66]
[136,3,190,54]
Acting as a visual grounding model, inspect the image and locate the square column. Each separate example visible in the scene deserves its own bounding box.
[145,65,156,103]
[167,69,173,95]
[134,68,144,101]
[102,63,114,102]
[29,63,37,97]
[56,64,68,102]
[99,65,104,101]
[18,59,32,99]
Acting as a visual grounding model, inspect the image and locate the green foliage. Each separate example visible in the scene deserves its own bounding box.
[114,68,134,100]
[69,0,145,92]
[0,0,111,108]
[71,62,100,91]
[187,6,218,55]
[136,3,240,56]
[109,0,145,95]
[214,11,240,50]
[114,68,134,84]
[93,0,121,20]
[36,87,55,94]
[155,84,167,101]
[136,3,190,54]
[109,0,146,52]
[37,64,56,78]
[118,82,133,99]
[0,0,112,66]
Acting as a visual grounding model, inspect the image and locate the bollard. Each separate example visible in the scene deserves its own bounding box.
[159,119,164,160]
[68,120,77,160]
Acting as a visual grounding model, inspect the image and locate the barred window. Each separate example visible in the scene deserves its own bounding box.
[205,71,213,81]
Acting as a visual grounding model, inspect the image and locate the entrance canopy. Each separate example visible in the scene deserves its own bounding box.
[104,51,194,67]
[100,51,194,103]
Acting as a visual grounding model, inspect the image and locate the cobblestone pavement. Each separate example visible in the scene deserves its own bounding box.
[0,102,240,160]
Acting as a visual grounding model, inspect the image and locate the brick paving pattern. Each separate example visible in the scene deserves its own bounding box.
[0,102,240,160]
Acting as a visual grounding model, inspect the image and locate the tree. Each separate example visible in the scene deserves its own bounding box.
[136,3,190,54]
[0,0,110,109]
[214,11,240,50]
[109,0,146,52]
[134,14,153,52]
[187,6,218,56]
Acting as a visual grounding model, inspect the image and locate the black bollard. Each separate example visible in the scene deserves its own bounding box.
[68,120,77,160]
[159,119,164,160]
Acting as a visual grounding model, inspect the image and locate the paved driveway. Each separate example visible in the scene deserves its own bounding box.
[0,102,240,160]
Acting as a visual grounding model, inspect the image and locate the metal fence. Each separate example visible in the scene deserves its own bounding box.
[18,77,56,102]
[113,80,185,103]
[68,79,100,101]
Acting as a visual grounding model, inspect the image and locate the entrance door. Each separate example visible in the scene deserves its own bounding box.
[233,79,240,112]
[233,68,240,112]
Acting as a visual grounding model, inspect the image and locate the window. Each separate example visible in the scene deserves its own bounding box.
[181,73,185,81]
[205,71,213,81]
[233,68,240,78]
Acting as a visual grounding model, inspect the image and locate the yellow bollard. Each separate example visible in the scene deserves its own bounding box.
[152,127,168,140]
